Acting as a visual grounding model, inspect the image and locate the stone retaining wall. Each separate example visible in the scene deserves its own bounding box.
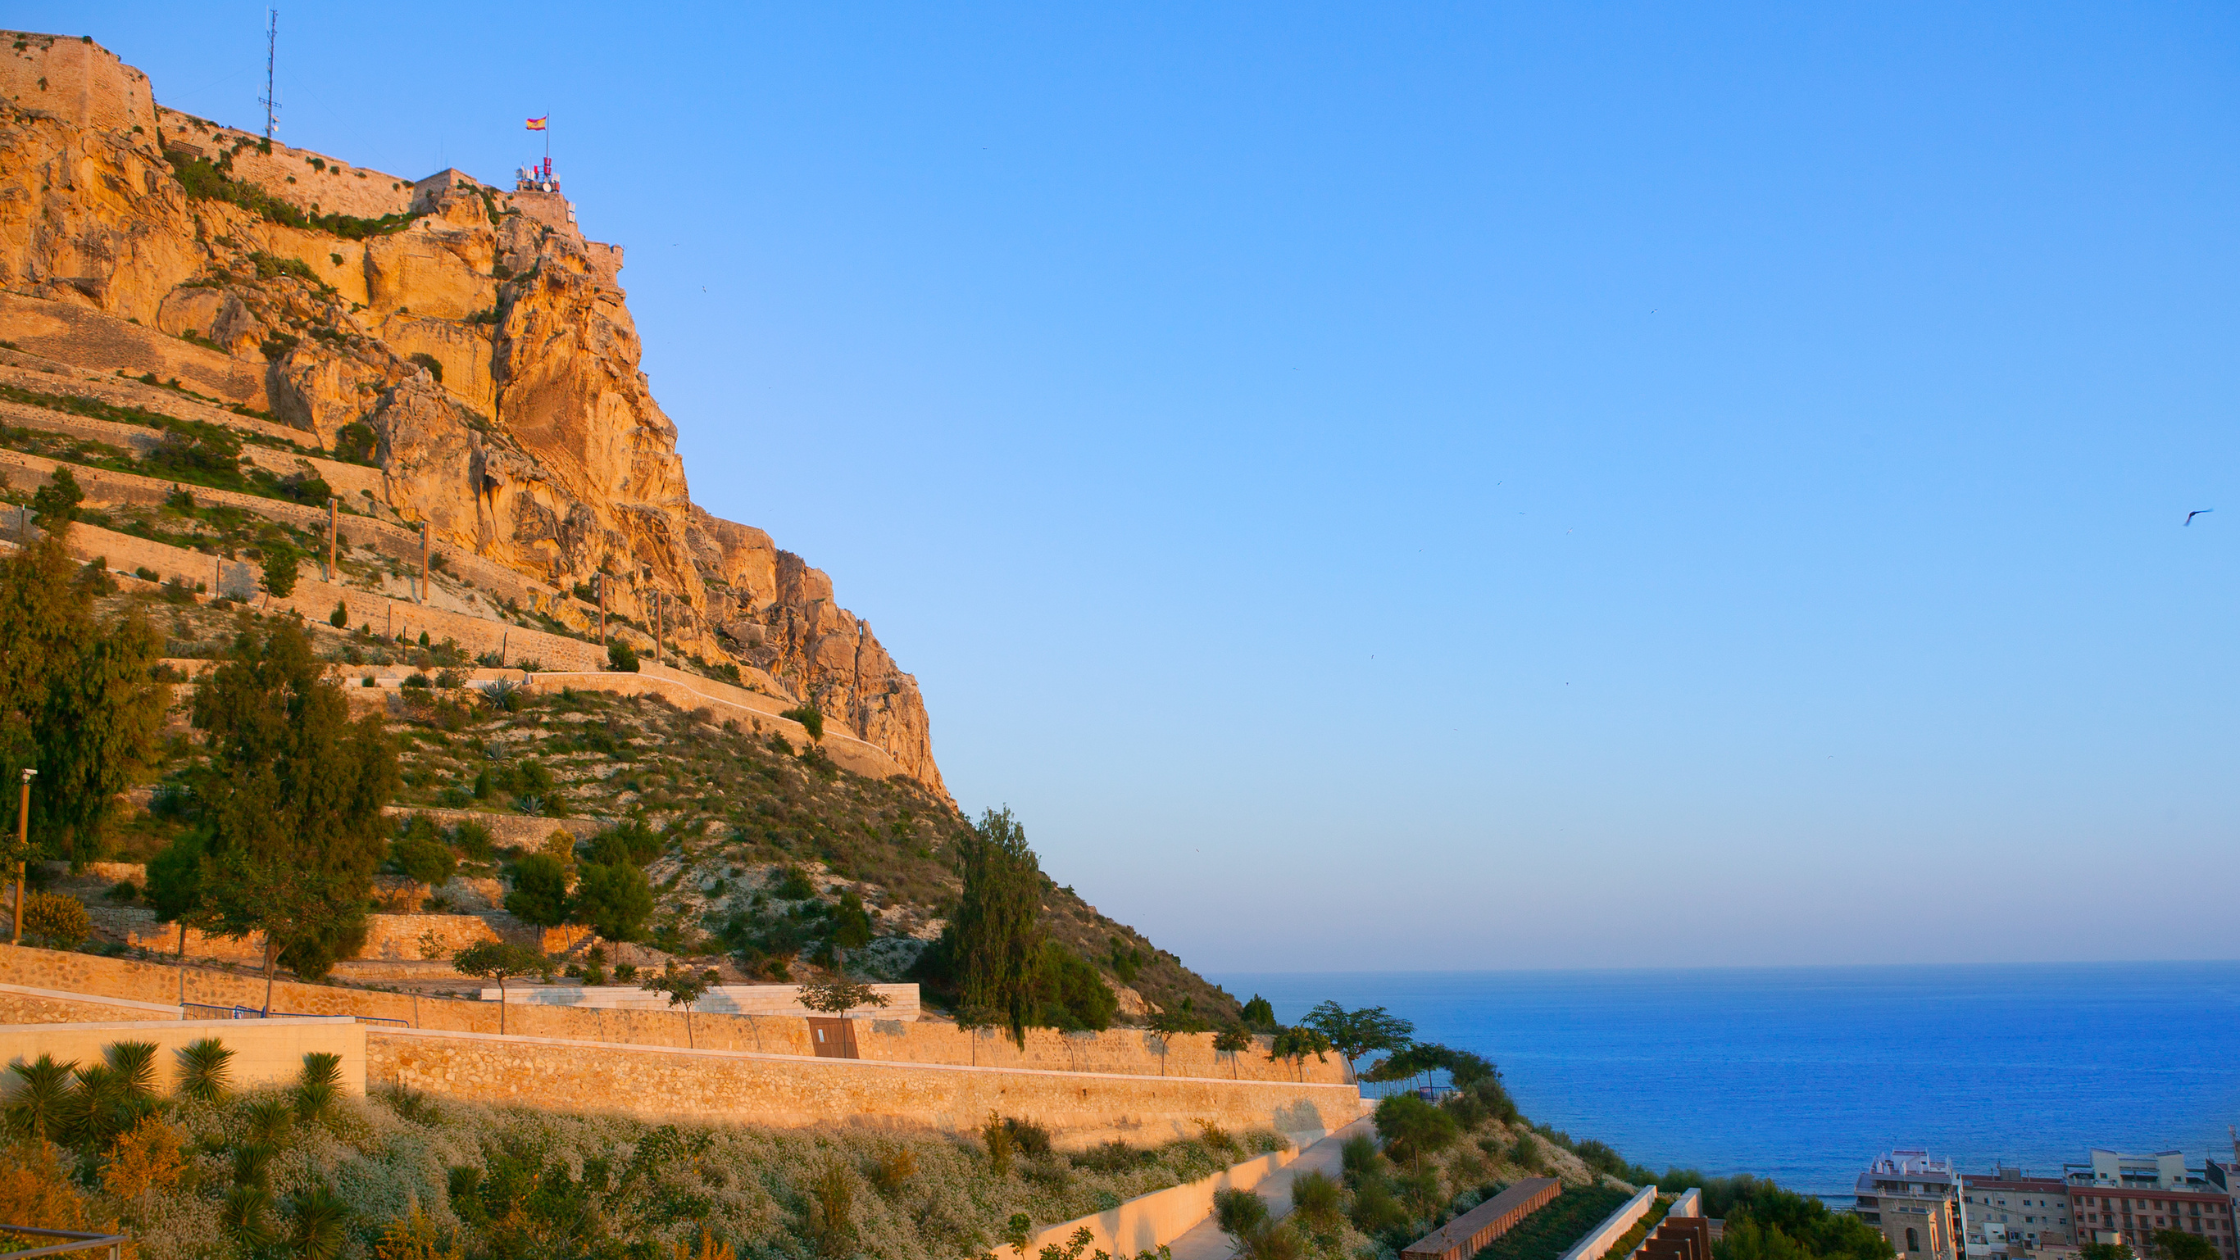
[0,948,1351,1085]
[368,1027,1365,1150]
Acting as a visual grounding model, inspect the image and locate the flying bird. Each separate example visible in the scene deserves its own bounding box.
[2185,509,2213,526]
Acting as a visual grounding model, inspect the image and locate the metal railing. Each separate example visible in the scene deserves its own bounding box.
[180,1003,405,1028]
[0,1226,127,1260]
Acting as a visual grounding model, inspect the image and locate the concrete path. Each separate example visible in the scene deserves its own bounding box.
[1167,1117,1375,1260]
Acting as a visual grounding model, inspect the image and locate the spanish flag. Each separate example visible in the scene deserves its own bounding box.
[525,115,548,131]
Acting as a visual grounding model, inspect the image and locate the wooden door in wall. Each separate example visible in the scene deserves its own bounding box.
[807,1017,859,1059]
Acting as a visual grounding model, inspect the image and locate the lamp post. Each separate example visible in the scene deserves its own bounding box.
[12,767,33,946]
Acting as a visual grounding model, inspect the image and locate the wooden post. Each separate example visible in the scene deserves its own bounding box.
[500,631,508,668]
[326,497,338,581]
[419,522,429,604]
[12,769,31,946]
[597,574,606,644]
[653,592,662,666]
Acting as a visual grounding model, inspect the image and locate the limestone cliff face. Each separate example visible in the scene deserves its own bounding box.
[0,31,946,795]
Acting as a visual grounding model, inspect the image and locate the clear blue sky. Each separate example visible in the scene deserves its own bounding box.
[45,3,2240,971]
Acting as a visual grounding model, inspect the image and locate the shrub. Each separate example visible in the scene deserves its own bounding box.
[177,1038,233,1102]
[869,1146,916,1196]
[1290,1169,1344,1237]
[20,893,90,949]
[332,422,377,464]
[504,853,569,926]
[586,819,662,866]
[390,827,457,888]
[407,353,443,384]
[779,706,823,740]
[981,1113,1014,1177]
[134,566,160,582]
[571,862,653,941]
[606,641,638,672]
[328,601,347,628]
[262,547,298,598]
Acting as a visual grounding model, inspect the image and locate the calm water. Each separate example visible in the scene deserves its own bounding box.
[1212,964,2240,1197]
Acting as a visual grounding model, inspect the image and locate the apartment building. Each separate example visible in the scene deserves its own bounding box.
[2064,1150,2238,1259]
[1962,1167,2073,1257]
[1857,1150,1964,1260]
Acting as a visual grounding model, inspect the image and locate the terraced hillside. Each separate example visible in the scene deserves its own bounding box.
[0,31,1244,1025]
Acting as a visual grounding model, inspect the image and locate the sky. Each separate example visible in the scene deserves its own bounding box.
[37,3,2240,972]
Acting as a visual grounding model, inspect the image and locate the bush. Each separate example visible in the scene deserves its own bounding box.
[19,893,90,948]
[390,826,457,888]
[606,641,638,672]
[779,706,823,740]
[407,353,443,384]
[332,422,377,464]
[504,853,569,926]
[585,820,661,866]
[571,862,653,941]
[328,601,347,628]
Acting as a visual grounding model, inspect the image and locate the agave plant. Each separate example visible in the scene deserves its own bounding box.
[2,1054,75,1141]
[176,1038,234,1103]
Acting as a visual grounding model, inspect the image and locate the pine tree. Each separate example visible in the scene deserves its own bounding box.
[179,622,397,985]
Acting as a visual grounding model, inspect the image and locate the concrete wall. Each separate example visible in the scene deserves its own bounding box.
[1031,1149,1296,1258]
[0,981,180,1024]
[1561,1186,1661,1260]
[0,1016,366,1095]
[368,1027,1365,1149]
[0,32,160,143]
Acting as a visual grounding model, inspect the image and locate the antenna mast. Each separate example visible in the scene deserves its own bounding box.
[259,10,280,142]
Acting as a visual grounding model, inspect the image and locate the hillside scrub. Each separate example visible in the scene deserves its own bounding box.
[1,1039,1284,1260]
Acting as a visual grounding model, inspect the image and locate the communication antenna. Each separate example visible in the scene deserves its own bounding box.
[258,9,280,141]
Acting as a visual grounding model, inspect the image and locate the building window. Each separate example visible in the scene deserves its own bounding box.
[1908,1229,1922,1253]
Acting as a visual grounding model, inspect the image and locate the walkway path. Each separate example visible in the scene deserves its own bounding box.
[1168,1117,1375,1260]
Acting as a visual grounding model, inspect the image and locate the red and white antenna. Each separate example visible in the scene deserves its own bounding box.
[258,10,280,141]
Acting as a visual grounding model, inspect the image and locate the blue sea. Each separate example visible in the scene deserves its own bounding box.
[1212,964,2240,1198]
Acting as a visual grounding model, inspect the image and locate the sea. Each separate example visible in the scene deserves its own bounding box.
[1211,963,2240,1199]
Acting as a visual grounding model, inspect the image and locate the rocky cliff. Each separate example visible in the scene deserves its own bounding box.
[0,31,944,792]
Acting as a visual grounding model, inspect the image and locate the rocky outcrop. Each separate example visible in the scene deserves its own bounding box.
[0,31,945,795]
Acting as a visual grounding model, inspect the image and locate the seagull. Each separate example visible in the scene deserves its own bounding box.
[2185,509,2213,526]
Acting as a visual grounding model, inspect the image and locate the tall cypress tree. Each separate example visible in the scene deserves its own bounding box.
[952,806,1044,1047]
[181,621,398,993]
[0,526,164,867]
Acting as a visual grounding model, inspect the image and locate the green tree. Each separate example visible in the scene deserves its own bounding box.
[2155,1236,2216,1260]
[1239,994,1277,1032]
[799,975,891,1015]
[1267,1024,1333,1083]
[389,817,456,887]
[1302,1001,1414,1079]
[504,853,570,926]
[570,861,653,941]
[642,959,722,1048]
[1035,942,1118,1031]
[951,806,1043,1047]
[1213,1024,1253,1079]
[0,527,166,867]
[606,640,638,672]
[831,888,873,951]
[451,940,548,1034]
[29,468,81,527]
[183,621,398,987]
[1373,1093,1460,1170]
[261,546,298,599]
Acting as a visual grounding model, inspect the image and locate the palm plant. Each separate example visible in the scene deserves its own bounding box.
[222,1182,275,1248]
[284,1181,351,1260]
[177,1038,234,1103]
[3,1054,74,1141]
[293,1052,342,1123]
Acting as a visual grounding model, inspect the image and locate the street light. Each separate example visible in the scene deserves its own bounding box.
[12,766,33,946]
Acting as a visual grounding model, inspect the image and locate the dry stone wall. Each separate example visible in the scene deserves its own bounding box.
[368,1028,1365,1150]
